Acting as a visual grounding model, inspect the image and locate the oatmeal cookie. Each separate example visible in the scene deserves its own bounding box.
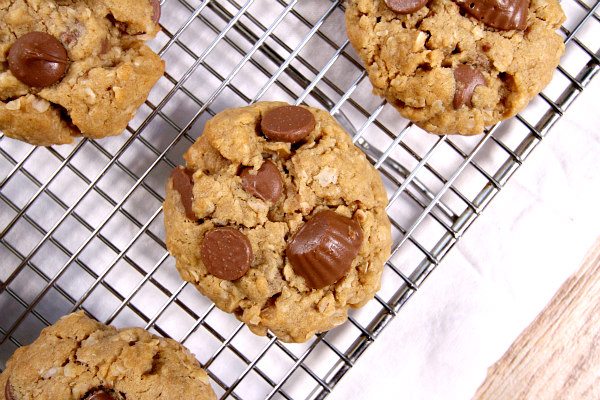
[0,0,165,146]
[346,0,565,134]
[0,312,216,400]
[164,102,392,343]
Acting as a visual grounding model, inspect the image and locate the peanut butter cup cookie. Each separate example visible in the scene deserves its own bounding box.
[0,0,165,146]
[346,0,565,134]
[164,102,392,343]
[0,312,216,400]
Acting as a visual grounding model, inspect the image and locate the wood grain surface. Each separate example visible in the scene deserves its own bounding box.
[474,238,600,400]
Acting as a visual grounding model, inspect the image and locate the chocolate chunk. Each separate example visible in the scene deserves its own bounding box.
[286,210,363,289]
[241,160,284,203]
[171,167,195,220]
[86,390,116,400]
[100,38,111,55]
[5,381,15,400]
[453,64,486,109]
[457,0,529,31]
[8,32,69,88]
[151,0,161,23]
[385,0,429,14]
[201,227,253,280]
[260,105,315,143]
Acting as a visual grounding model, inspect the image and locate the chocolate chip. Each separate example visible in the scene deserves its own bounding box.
[201,227,253,280]
[241,160,284,203]
[453,64,486,109]
[171,167,195,220]
[456,0,529,31]
[385,0,429,14]
[5,380,15,400]
[86,390,116,400]
[100,38,111,55]
[286,210,363,289]
[260,106,315,143]
[8,32,69,88]
[150,0,161,23]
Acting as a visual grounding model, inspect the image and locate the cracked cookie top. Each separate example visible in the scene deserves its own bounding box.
[346,0,565,135]
[0,0,165,146]
[0,312,216,400]
[163,102,392,343]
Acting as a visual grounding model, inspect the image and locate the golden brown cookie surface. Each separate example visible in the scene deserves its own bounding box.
[0,0,165,146]
[164,102,392,343]
[346,0,565,135]
[0,312,216,400]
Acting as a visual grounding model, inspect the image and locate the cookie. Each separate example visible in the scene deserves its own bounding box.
[0,0,165,146]
[0,312,216,400]
[346,0,565,135]
[164,102,392,343]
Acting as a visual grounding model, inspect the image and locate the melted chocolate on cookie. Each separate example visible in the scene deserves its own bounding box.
[171,167,196,220]
[456,0,529,30]
[201,227,253,280]
[385,0,429,14]
[453,64,486,108]
[286,210,363,289]
[261,105,315,143]
[150,0,161,23]
[241,160,284,203]
[8,32,69,88]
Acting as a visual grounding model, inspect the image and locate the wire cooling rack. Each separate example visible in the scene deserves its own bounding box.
[1,0,598,398]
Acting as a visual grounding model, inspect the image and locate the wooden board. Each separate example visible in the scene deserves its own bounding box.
[474,238,600,400]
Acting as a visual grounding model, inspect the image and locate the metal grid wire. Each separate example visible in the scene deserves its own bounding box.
[0,0,598,398]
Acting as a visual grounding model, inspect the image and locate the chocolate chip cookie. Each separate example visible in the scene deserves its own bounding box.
[346,0,565,134]
[0,0,165,146]
[0,312,216,400]
[163,102,392,343]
